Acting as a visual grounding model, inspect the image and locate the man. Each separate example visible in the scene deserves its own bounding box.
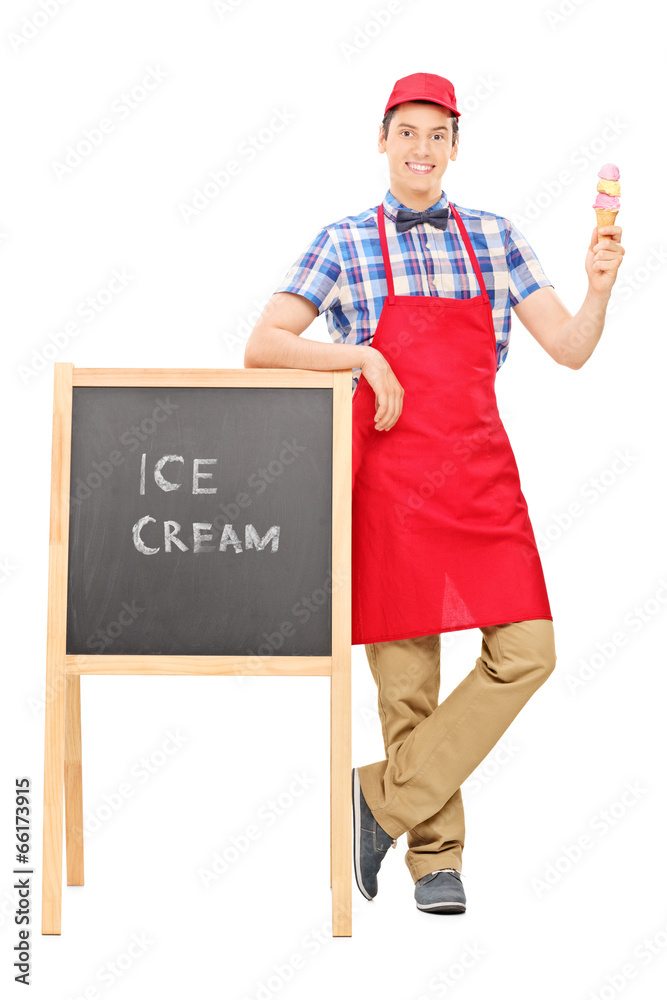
[244,72,624,914]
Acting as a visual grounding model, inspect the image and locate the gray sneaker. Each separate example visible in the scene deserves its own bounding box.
[415,868,467,913]
[352,767,397,900]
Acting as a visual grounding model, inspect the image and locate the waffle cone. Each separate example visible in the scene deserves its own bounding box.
[595,208,619,230]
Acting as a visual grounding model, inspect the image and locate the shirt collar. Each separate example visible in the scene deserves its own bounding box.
[381,187,450,222]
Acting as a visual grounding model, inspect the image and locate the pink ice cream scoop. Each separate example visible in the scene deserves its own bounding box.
[593,192,620,210]
[598,163,620,181]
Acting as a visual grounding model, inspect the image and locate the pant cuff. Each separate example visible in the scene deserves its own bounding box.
[409,861,462,883]
[356,763,405,840]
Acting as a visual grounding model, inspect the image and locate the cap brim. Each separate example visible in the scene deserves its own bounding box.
[384,96,460,118]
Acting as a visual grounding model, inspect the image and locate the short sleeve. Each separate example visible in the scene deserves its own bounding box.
[504,220,553,306]
[273,226,342,315]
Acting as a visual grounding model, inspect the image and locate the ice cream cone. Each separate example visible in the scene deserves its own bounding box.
[595,207,618,230]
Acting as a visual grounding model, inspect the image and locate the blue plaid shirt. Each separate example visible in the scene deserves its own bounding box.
[273,187,553,394]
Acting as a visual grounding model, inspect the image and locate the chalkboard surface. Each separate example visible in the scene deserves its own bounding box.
[66,386,333,656]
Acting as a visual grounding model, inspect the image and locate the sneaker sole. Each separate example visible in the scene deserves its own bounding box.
[416,900,466,913]
[351,768,374,901]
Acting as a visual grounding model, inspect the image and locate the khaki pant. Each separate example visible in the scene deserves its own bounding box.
[356,619,557,883]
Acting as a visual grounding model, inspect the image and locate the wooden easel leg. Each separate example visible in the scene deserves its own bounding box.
[330,652,352,936]
[41,656,65,934]
[42,362,73,935]
[65,675,84,886]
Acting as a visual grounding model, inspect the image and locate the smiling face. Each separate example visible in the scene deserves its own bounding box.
[378,100,458,211]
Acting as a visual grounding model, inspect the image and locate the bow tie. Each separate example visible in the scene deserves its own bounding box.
[395,207,450,234]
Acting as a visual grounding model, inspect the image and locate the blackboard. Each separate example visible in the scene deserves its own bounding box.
[65,386,333,656]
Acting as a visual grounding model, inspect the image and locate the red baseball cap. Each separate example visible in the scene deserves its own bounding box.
[384,72,460,118]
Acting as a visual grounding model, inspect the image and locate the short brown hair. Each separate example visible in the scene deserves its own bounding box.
[381,100,459,146]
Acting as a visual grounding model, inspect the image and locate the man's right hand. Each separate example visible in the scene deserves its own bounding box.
[360,347,404,431]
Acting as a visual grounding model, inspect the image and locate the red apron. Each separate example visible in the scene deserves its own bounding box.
[351,201,552,645]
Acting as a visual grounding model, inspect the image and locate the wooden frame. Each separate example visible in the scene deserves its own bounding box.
[41,363,352,936]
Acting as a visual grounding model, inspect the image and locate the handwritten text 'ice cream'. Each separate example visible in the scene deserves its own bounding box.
[131,454,280,555]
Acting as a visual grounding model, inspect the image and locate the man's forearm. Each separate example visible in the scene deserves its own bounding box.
[245,325,372,374]
[554,287,611,369]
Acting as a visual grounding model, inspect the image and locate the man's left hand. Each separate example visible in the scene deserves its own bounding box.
[586,224,625,296]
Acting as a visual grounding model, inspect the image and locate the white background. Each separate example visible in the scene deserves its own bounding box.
[2,0,665,997]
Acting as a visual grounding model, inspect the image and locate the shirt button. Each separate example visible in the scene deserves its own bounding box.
[425,241,431,248]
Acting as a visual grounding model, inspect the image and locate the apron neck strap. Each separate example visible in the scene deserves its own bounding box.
[448,203,489,301]
[377,201,490,303]
[377,203,396,302]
